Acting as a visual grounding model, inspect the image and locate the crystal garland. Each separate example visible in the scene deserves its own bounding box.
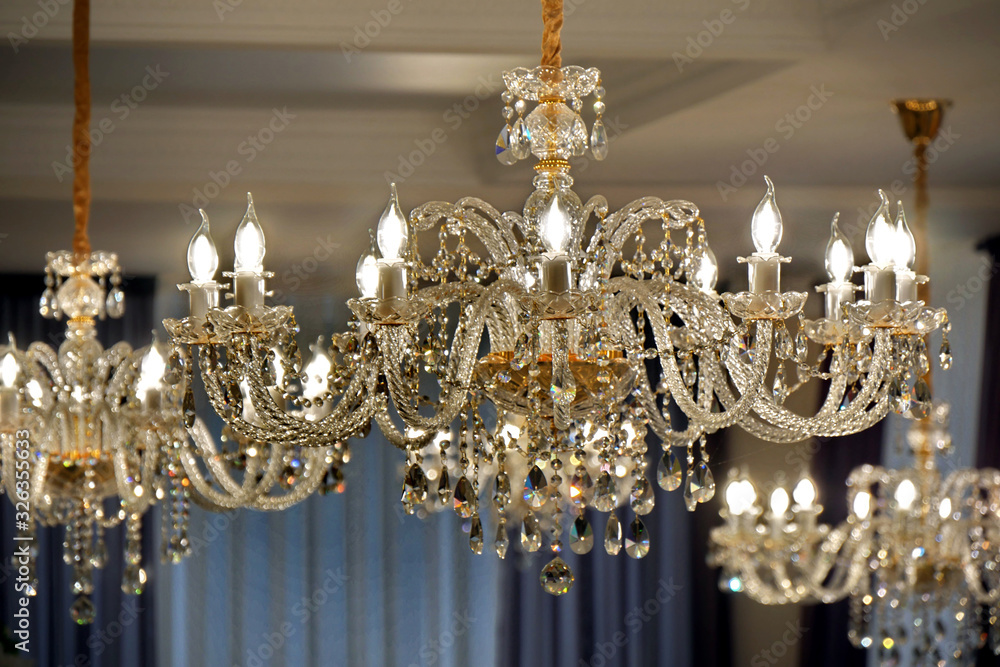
[343,63,949,594]
[708,404,1000,665]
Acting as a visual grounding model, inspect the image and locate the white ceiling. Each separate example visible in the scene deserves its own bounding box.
[0,0,998,321]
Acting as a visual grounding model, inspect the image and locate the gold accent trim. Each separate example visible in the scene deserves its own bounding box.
[534,159,571,174]
[69,316,95,325]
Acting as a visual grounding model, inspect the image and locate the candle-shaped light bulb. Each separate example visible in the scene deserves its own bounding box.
[792,477,817,509]
[725,480,746,515]
[377,183,408,262]
[892,202,916,269]
[894,479,917,511]
[824,213,854,282]
[751,176,783,254]
[939,497,952,519]
[356,231,380,298]
[234,193,266,273]
[694,245,719,292]
[769,487,789,515]
[539,191,573,255]
[865,190,895,266]
[853,491,872,519]
[1,353,17,387]
[136,342,167,394]
[187,210,219,284]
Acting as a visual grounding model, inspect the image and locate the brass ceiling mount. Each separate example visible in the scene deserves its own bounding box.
[891,98,952,145]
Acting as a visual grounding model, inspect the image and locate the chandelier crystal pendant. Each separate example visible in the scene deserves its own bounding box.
[709,404,1000,665]
[347,0,949,594]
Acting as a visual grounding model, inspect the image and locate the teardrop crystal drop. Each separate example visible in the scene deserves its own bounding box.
[630,477,655,515]
[70,596,96,625]
[401,464,428,511]
[569,468,593,505]
[571,116,588,156]
[604,513,622,555]
[469,515,484,555]
[437,468,452,505]
[452,476,475,518]
[683,472,697,511]
[122,564,145,595]
[625,517,650,559]
[105,287,125,318]
[183,386,197,428]
[691,462,716,503]
[495,522,509,559]
[539,557,575,596]
[493,472,511,508]
[496,124,517,165]
[592,471,617,512]
[39,287,56,318]
[939,339,952,370]
[909,379,931,419]
[521,512,541,552]
[569,515,594,554]
[657,450,683,491]
[523,465,548,509]
[888,377,911,414]
[590,120,608,160]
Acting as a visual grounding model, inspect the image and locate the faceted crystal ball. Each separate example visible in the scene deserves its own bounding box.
[526,102,579,160]
[57,274,103,319]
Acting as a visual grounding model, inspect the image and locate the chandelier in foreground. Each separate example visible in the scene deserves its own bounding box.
[709,404,1000,666]
[342,0,950,594]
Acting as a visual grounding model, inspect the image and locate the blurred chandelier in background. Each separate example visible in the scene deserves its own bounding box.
[709,404,1000,666]
[342,0,951,594]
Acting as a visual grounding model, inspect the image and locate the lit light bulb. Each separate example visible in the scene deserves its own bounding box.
[725,480,746,515]
[865,190,895,266]
[1,353,17,387]
[136,344,167,394]
[824,213,854,283]
[539,191,573,255]
[939,497,952,519]
[751,176,783,254]
[725,479,756,516]
[892,202,916,269]
[792,477,817,509]
[187,209,219,284]
[694,245,719,292]
[377,183,409,261]
[356,252,379,299]
[853,491,871,519]
[769,487,789,515]
[301,338,333,400]
[234,193,266,273]
[894,479,917,510]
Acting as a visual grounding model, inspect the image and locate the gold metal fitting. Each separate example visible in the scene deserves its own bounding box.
[892,99,952,145]
[534,159,571,174]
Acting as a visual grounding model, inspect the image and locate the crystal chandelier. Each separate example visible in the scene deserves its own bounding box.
[706,99,999,666]
[341,1,950,594]
[709,404,1000,666]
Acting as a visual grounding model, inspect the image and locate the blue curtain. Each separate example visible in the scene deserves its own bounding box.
[0,272,158,667]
